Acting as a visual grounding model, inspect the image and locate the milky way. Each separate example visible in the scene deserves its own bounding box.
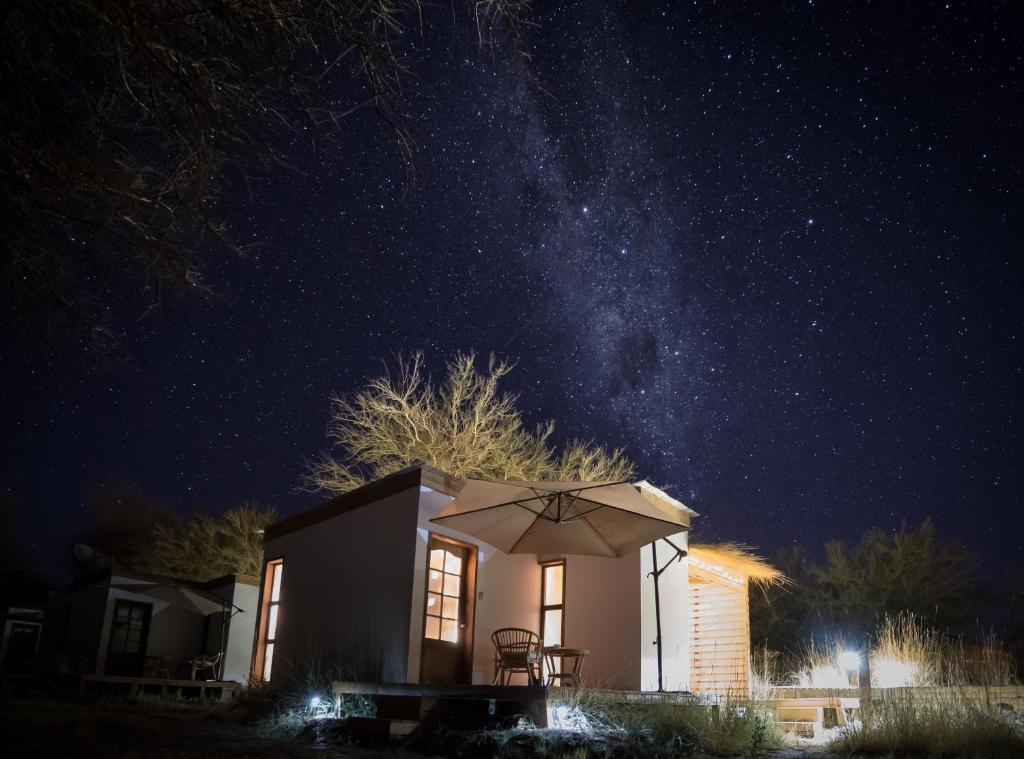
[2,1,1021,574]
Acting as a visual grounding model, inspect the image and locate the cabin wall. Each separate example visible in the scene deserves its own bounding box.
[564,553,642,689]
[688,563,750,696]
[407,486,542,685]
[261,485,421,685]
[204,577,260,683]
[640,532,691,691]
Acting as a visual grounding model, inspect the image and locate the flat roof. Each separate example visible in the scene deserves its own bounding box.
[263,463,462,542]
[65,566,258,593]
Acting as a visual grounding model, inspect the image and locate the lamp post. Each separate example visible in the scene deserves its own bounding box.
[857,634,873,725]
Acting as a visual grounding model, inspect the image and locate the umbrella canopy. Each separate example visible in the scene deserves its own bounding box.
[430,479,690,558]
[112,581,227,616]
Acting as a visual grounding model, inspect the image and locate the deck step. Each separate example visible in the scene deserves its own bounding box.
[388,719,419,737]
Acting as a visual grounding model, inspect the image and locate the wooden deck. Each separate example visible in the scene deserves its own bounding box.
[80,674,244,701]
[332,681,708,731]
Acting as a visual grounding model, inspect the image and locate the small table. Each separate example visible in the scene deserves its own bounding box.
[542,646,589,687]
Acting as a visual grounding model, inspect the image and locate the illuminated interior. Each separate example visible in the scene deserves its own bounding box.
[541,560,565,678]
[261,559,284,682]
[424,546,463,643]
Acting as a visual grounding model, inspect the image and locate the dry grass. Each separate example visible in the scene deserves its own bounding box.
[786,613,1017,689]
[688,544,786,587]
[828,689,1024,757]
[606,699,782,756]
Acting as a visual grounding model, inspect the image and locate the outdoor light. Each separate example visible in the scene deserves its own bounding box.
[551,704,570,728]
[838,650,860,671]
[309,695,321,708]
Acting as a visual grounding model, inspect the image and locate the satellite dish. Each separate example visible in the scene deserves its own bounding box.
[72,543,96,563]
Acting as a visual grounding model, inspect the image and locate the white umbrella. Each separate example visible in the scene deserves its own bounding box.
[113,581,227,616]
[431,478,692,691]
[112,581,241,679]
[430,479,690,558]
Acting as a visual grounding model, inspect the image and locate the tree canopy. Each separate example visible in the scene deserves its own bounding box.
[1,0,533,344]
[750,519,983,653]
[75,482,275,581]
[302,352,636,494]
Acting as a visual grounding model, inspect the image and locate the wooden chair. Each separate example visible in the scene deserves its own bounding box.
[144,655,174,679]
[492,628,542,685]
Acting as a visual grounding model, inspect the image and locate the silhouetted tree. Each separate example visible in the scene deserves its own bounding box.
[814,519,981,635]
[749,544,817,652]
[143,502,277,580]
[75,482,275,580]
[0,490,27,586]
[1,0,534,344]
[73,481,177,572]
[751,520,983,654]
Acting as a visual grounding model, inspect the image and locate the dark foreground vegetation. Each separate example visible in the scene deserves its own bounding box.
[0,687,786,759]
[4,685,1024,758]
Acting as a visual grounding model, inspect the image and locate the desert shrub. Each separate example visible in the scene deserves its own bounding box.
[253,641,379,738]
[607,699,781,756]
[828,690,1024,757]
[789,612,1017,689]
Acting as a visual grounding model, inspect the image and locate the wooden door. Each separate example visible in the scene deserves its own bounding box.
[420,536,476,684]
[105,600,152,676]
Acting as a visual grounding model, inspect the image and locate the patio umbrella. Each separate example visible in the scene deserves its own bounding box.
[111,581,241,679]
[430,478,692,691]
[430,479,689,558]
[112,581,228,616]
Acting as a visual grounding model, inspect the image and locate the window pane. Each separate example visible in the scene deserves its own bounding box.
[425,616,440,639]
[271,562,284,602]
[429,549,445,570]
[442,595,459,620]
[544,564,564,606]
[443,573,460,596]
[444,551,462,575]
[267,604,279,640]
[543,609,563,647]
[428,570,442,593]
[440,619,458,643]
[263,643,275,681]
[426,592,441,613]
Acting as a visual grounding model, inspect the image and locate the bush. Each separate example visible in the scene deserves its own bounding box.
[605,699,781,756]
[828,690,1024,757]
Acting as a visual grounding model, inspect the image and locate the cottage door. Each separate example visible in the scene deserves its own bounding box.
[420,536,476,684]
[105,600,152,676]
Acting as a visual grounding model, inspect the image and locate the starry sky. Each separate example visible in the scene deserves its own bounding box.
[3,1,1022,577]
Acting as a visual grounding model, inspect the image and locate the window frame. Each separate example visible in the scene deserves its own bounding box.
[539,559,566,647]
[423,540,467,644]
[254,557,284,683]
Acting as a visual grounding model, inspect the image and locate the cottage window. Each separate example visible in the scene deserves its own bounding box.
[540,560,565,677]
[424,546,463,643]
[259,559,284,682]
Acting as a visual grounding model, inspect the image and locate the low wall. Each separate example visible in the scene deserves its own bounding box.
[761,685,1024,710]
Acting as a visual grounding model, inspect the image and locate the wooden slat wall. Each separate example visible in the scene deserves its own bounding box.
[688,563,750,697]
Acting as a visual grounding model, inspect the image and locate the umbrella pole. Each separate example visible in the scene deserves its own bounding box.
[651,540,664,692]
[647,537,688,693]
[219,601,228,680]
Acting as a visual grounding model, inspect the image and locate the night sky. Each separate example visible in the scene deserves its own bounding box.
[3,1,1022,577]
